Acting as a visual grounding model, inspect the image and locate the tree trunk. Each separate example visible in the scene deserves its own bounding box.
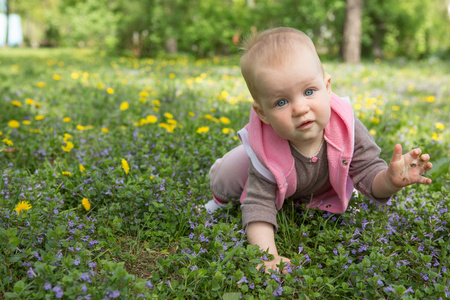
[4,0,9,47]
[342,0,362,63]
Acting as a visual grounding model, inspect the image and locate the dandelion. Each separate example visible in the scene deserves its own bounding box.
[82,198,91,211]
[53,74,61,80]
[196,126,209,134]
[8,120,20,128]
[106,87,115,94]
[2,138,13,146]
[76,125,85,131]
[62,171,72,176]
[22,120,31,125]
[11,100,22,107]
[146,115,157,123]
[37,82,46,87]
[62,141,74,152]
[152,100,161,106]
[425,96,435,102]
[392,106,400,111]
[220,117,231,124]
[122,159,130,174]
[188,112,195,117]
[120,102,129,111]
[101,127,108,133]
[435,122,445,130]
[15,201,32,214]
[63,117,71,123]
[139,91,148,97]
[164,112,174,119]
[222,128,230,134]
[169,73,176,79]
[369,129,376,136]
[35,115,45,121]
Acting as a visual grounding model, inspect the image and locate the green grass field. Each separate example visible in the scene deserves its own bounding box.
[0,48,449,299]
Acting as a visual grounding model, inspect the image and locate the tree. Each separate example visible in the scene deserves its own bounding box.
[342,0,362,63]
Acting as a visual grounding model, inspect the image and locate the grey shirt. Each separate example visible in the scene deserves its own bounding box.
[241,118,390,231]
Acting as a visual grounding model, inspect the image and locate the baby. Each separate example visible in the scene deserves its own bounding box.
[206,27,433,272]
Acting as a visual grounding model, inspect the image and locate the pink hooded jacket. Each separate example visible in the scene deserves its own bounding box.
[237,92,355,214]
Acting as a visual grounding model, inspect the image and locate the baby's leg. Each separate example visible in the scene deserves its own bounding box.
[206,144,249,211]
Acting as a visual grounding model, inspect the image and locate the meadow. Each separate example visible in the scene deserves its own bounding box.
[0,48,449,299]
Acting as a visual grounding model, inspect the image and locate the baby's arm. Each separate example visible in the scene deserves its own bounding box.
[246,221,291,273]
[372,144,433,198]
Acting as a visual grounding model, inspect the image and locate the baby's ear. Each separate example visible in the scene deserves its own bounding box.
[324,73,332,96]
[252,102,270,124]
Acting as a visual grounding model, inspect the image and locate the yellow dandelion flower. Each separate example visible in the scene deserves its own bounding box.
[371,117,380,124]
[26,98,34,105]
[353,103,362,110]
[221,91,230,98]
[14,201,32,214]
[188,112,195,117]
[196,126,210,134]
[153,107,160,112]
[71,73,80,79]
[222,128,231,134]
[139,91,149,97]
[435,122,445,130]
[62,141,74,152]
[2,138,13,146]
[220,117,231,124]
[76,125,86,131]
[120,102,129,111]
[432,132,442,141]
[35,115,45,121]
[53,74,61,80]
[63,117,71,123]
[107,87,115,94]
[63,133,73,140]
[79,164,85,172]
[146,115,158,123]
[98,83,105,89]
[152,100,161,106]
[22,120,31,125]
[164,112,173,119]
[11,100,22,107]
[392,106,400,111]
[101,127,109,133]
[139,97,147,103]
[425,96,435,102]
[82,198,91,211]
[8,120,20,128]
[169,73,176,79]
[369,129,376,136]
[62,171,72,176]
[158,123,175,133]
[167,119,177,125]
[37,82,46,87]
[403,100,410,106]
[0,131,2,136]
[122,158,130,174]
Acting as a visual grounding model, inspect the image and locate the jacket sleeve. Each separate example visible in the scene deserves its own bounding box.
[241,160,279,232]
[349,118,391,204]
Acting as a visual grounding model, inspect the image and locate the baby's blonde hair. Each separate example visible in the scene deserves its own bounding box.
[240,27,324,102]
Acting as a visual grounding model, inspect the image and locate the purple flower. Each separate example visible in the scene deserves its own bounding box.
[237,276,248,284]
[109,290,120,298]
[89,261,97,269]
[80,272,90,281]
[405,286,414,294]
[146,280,153,289]
[82,284,88,292]
[249,283,255,289]
[27,267,36,278]
[74,258,81,265]
[384,285,394,292]
[44,282,52,290]
[53,285,64,298]
[273,285,283,296]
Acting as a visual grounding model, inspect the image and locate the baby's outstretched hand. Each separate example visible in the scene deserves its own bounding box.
[258,255,291,274]
[387,144,433,188]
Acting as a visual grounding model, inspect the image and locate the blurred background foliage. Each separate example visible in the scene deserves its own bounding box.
[3,0,450,59]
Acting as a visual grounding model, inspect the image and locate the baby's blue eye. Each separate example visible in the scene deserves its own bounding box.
[276,99,288,107]
[305,89,314,96]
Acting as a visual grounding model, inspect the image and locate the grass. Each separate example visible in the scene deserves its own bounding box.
[0,48,449,299]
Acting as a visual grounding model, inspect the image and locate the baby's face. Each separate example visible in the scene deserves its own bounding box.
[251,47,332,153]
